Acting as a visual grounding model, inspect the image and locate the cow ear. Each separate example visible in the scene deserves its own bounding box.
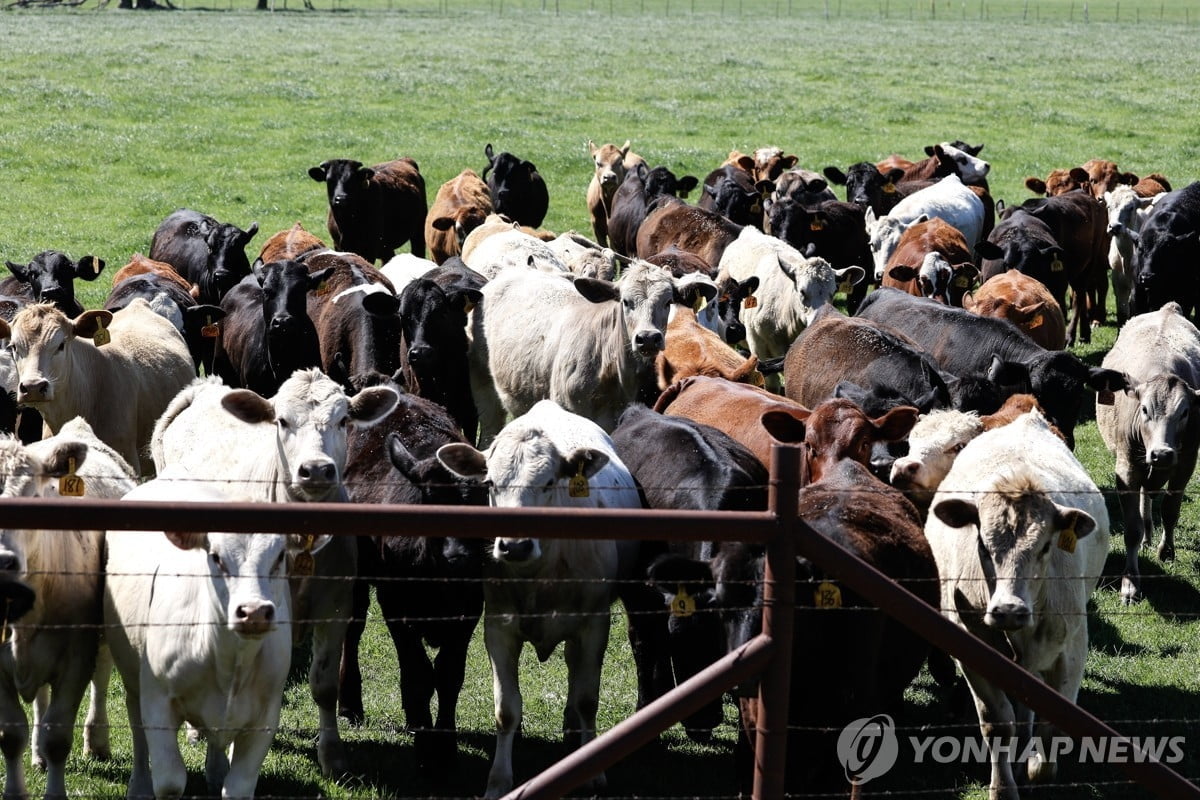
[5,261,29,281]
[833,380,869,407]
[241,222,259,244]
[562,447,610,480]
[780,155,799,171]
[0,318,10,340]
[620,140,632,157]
[362,291,400,317]
[676,176,699,197]
[308,165,328,182]
[431,216,456,231]
[484,143,496,162]
[702,183,717,199]
[646,554,715,598]
[933,498,979,529]
[924,145,937,157]
[835,265,867,287]
[1087,367,1132,395]
[349,386,400,426]
[674,278,717,308]
[306,267,336,292]
[1120,172,1139,186]
[822,166,847,185]
[863,207,877,226]
[735,156,756,173]
[888,265,919,283]
[573,277,620,304]
[76,256,105,281]
[987,354,1029,388]
[164,532,209,551]
[872,405,920,441]
[1053,506,1096,541]
[386,432,420,479]
[456,288,484,313]
[184,304,226,327]
[974,240,1003,261]
[760,409,807,444]
[72,309,113,340]
[222,389,275,425]
[436,442,488,480]
[738,276,760,298]
[41,440,88,479]
[1024,177,1048,195]
[1068,167,1090,183]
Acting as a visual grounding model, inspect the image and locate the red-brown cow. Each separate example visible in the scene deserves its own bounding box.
[882,217,977,305]
[425,169,494,264]
[254,222,328,267]
[655,308,763,391]
[965,269,1067,350]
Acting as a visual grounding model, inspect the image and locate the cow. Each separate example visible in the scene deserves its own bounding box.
[459,225,568,279]
[151,369,399,777]
[1104,185,1158,326]
[109,252,196,296]
[731,146,799,183]
[469,259,707,445]
[1096,302,1200,604]
[254,222,328,266]
[1079,158,1172,199]
[984,190,1109,345]
[0,298,195,475]
[433,400,645,798]
[636,198,744,272]
[0,418,138,800]
[698,164,769,229]
[882,216,977,305]
[481,144,549,228]
[656,305,763,391]
[964,269,1066,350]
[926,410,1109,800]
[606,163,699,258]
[425,169,494,264]
[149,208,259,305]
[105,475,332,799]
[855,287,1130,449]
[104,271,227,376]
[210,260,331,397]
[718,226,864,375]
[1129,182,1200,321]
[864,174,985,283]
[1024,167,1090,198]
[891,141,991,186]
[822,161,907,216]
[587,139,644,247]
[340,386,487,773]
[308,157,428,263]
[762,168,837,222]
[545,232,619,281]
[765,198,873,312]
[1,250,106,316]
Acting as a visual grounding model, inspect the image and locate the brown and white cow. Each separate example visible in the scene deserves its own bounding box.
[426,169,494,264]
[882,216,977,304]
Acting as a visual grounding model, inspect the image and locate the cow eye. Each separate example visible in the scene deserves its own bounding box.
[277,418,291,431]
[56,341,65,353]
[947,442,967,455]
[338,417,349,428]
[210,552,224,571]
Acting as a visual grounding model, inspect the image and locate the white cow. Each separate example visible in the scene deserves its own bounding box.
[460,224,567,279]
[0,298,194,475]
[436,400,642,798]
[926,410,1109,800]
[545,231,619,281]
[865,174,986,281]
[717,226,864,374]
[379,252,439,295]
[470,259,708,446]
[0,418,138,800]
[105,475,331,799]
[151,369,398,777]
[1103,184,1158,326]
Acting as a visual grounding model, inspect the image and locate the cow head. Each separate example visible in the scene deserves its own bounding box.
[933,475,1096,630]
[824,163,905,215]
[203,221,258,301]
[750,147,799,183]
[715,274,758,346]
[309,159,373,211]
[866,211,926,281]
[5,251,105,316]
[1130,220,1200,316]
[257,260,329,342]
[890,409,983,508]
[0,304,111,404]
[1082,158,1139,200]
[887,252,978,305]
[430,204,490,248]
[589,139,633,196]
[164,527,330,637]
[397,278,481,376]
[927,142,990,185]
[702,166,767,228]
[643,166,699,201]
[1122,373,1200,471]
[219,368,398,502]
[1024,168,1089,198]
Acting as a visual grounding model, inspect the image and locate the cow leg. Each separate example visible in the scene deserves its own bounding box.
[310,538,355,778]
[385,616,439,769]
[204,736,231,795]
[31,684,49,770]
[484,623,523,800]
[1158,462,1192,562]
[1114,471,1145,604]
[141,683,187,799]
[36,669,93,798]
[0,680,30,799]
[469,343,506,450]
[85,644,113,760]
[960,666,1020,800]
[429,627,474,771]
[225,718,279,799]
[337,577,371,726]
[121,687,153,800]
[562,614,610,794]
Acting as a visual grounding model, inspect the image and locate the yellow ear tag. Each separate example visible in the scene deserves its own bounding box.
[568,465,590,498]
[292,534,316,577]
[58,457,86,498]
[463,299,476,314]
[1057,526,1077,554]
[814,581,842,608]
[315,281,331,297]
[1051,257,1065,273]
[1027,313,1044,330]
[954,275,970,289]
[693,295,707,313]
[0,598,10,645]
[92,317,111,347]
[743,294,758,310]
[750,202,762,215]
[201,315,219,339]
[809,219,825,232]
[883,181,897,195]
[670,585,696,618]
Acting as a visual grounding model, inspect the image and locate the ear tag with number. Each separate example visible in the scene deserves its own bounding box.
[1057,526,1077,554]
[883,181,897,195]
[92,317,111,347]
[292,534,316,577]
[1097,390,1116,406]
[954,275,970,289]
[814,581,842,608]
[201,315,220,339]
[1051,257,1064,273]
[670,585,696,618]
[568,465,590,498]
[58,457,86,497]
[743,295,758,310]
[810,219,825,232]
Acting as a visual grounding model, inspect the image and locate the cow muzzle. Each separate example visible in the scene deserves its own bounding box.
[0,577,36,625]
[494,538,538,563]
[723,321,746,346]
[0,550,21,575]
[633,331,664,357]
[1149,446,1178,468]
[984,596,1032,631]
[17,379,51,404]
[232,600,276,637]
[293,459,339,498]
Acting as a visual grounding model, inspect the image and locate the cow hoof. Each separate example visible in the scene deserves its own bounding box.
[84,738,112,761]
[1158,543,1176,562]
[414,729,457,774]
[1120,577,1143,605]
[338,707,365,727]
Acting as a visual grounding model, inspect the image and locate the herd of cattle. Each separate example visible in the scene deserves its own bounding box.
[1,138,1198,799]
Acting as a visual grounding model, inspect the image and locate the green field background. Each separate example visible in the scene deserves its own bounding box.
[1,3,1198,798]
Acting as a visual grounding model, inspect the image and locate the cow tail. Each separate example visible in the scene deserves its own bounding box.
[652,377,695,414]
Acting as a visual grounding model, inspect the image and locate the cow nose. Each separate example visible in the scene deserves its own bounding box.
[268,315,293,333]
[234,601,276,636]
[891,460,919,480]
[633,331,664,354]
[496,538,535,562]
[724,322,746,345]
[332,194,348,207]
[984,599,1032,631]
[1149,447,1178,467]
[0,553,20,573]
[18,379,49,402]
[600,173,617,185]
[407,344,433,365]
[297,460,337,486]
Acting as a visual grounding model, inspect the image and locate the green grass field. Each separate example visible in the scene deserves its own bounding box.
[1,3,1198,798]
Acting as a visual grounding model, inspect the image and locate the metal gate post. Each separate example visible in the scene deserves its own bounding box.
[753,443,802,800]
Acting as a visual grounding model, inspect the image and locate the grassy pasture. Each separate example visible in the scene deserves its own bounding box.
[1,3,1199,799]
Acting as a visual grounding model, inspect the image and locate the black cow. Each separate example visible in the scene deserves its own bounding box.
[149,208,259,305]
[607,164,700,258]
[210,261,329,397]
[481,144,549,228]
[1,251,106,316]
[340,386,487,774]
[764,168,837,221]
[1130,181,1200,320]
[397,259,486,442]
[823,162,906,216]
[698,164,769,230]
[104,273,226,376]
[976,209,1065,309]
[308,157,428,263]
[766,198,874,313]
[855,288,1129,448]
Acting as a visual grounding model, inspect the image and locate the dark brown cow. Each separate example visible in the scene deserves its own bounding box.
[965,269,1067,350]
[882,217,977,304]
[425,169,493,264]
[636,199,743,269]
[308,157,427,263]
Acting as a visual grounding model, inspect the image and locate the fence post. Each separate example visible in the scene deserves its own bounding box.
[753,444,801,800]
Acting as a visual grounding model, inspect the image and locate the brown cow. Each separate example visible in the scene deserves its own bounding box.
[965,269,1067,350]
[587,140,644,248]
[254,222,327,267]
[426,169,494,264]
[111,253,196,297]
[1024,167,1090,198]
[725,146,798,183]
[882,217,977,305]
[1081,159,1172,199]
[635,199,743,270]
[655,307,762,391]
[878,142,990,187]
